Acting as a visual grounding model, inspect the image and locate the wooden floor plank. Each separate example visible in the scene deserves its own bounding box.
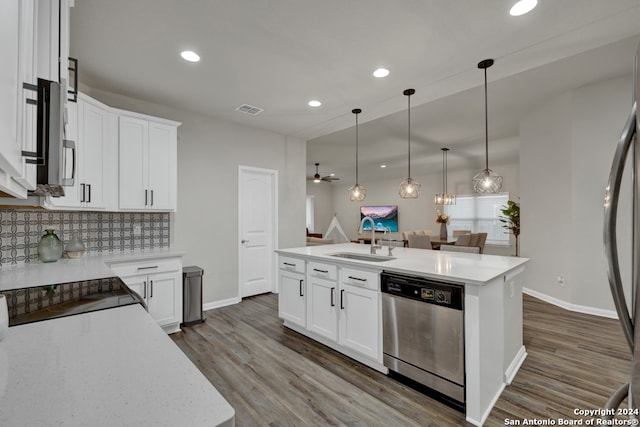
[171,293,631,426]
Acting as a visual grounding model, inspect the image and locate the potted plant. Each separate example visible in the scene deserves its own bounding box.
[499,200,520,256]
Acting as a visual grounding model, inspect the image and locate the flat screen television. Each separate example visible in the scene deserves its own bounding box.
[360,205,399,232]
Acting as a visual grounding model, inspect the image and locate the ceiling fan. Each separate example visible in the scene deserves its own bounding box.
[309,163,339,183]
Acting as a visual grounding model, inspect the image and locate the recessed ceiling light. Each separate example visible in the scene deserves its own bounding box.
[509,0,537,16]
[380,164,387,168]
[308,100,322,107]
[373,68,390,78]
[180,50,200,62]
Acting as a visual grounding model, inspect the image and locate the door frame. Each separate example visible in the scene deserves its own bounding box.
[237,165,279,297]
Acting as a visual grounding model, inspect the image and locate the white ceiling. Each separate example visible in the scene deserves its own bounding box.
[70,1,640,183]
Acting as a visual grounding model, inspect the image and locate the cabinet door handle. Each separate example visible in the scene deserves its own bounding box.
[143,281,147,299]
[80,183,85,202]
[150,190,154,206]
[145,189,148,206]
[150,280,154,298]
[330,287,335,307]
[87,184,91,203]
[340,290,345,310]
[313,268,328,274]
[299,279,304,297]
[348,276,367,282]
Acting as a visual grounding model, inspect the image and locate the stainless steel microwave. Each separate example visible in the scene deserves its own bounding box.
[24,78,75,197]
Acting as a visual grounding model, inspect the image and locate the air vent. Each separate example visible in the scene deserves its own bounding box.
[235,104,264,116]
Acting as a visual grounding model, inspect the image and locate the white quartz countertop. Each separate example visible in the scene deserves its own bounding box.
[0,304,235,427]
[277,243,529,285]
[0,248,186,292]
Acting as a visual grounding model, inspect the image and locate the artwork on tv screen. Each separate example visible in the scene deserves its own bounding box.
[360,205,399,232]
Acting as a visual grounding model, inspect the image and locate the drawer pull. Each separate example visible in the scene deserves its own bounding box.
[283,262,296,267]
[137,266,159,271]
[348,276,367,282]
[313,268,329,274]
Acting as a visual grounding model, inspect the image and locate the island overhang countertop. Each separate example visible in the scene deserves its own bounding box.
[276,243,529,285]
[0,304,235,427]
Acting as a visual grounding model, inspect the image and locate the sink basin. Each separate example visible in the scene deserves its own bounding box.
[328,252,396,262]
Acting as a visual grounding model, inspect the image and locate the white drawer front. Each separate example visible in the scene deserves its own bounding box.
[308,261,338,281]
[340,267,379,290]
[279,256,305,274]
[109,257,182,277]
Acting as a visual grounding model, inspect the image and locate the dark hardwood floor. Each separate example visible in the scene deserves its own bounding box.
[171,293,631,426]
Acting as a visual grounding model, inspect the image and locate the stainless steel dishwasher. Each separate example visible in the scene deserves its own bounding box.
[381,271,465,408]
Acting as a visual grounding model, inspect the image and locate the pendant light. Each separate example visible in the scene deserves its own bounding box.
[399,88,420,198]
[348,108,366,201]
[434,148,456,205]
[473,59,503,193]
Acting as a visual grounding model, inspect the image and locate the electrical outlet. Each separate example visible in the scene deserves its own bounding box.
[133,224,142,236]
[557,274,565,286]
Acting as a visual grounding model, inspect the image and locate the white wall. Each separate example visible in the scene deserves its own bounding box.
[306,182,333,235]
[314,147,519,256]
[81,85,306,305]
[519,74,633,312]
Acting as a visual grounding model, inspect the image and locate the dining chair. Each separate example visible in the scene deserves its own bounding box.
[476,232,487,253]
[407,234,433,250]
[441,245,480,254]
[452,230,471,237]
[455,234,472,246]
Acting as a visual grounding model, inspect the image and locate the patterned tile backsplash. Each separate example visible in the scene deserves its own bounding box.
[0,209,170,266]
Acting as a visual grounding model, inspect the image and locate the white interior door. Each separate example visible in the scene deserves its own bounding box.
[239,166,278,298]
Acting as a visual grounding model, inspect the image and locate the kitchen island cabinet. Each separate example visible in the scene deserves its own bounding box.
[276,243,529,427]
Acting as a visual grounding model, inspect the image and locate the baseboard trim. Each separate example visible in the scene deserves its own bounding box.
[505,345,527,385]
[467,382,506,427]
[523,288,618,319]
[203,296,241,312]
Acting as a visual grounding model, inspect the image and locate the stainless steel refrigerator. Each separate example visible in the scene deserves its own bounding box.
[603,41,639,414]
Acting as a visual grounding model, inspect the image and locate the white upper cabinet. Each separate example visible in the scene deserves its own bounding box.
[118,114,178,211]
[45,94,116,210]
[0,0,37,198]
[0,0,73,199]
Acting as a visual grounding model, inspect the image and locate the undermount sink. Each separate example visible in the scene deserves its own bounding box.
[328,252,396,262]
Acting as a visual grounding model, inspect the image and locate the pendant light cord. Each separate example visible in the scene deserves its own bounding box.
[484,66,489,171]
[352,108,362,186]
[407,92,412,178]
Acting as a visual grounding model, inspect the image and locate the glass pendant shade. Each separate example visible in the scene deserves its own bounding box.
[399,88,420,198]
[434,147,455,205]
[399,177,420,198]
[348,183,367,201]
[473,168,503,193]
[474,59,502,194]
[348,108,367,201]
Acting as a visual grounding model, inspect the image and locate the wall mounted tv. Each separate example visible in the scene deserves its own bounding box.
[360,205,399,232]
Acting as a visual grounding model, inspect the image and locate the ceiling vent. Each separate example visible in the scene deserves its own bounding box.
[235,104,264,116]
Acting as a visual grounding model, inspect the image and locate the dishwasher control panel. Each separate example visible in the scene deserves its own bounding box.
[381,271,463,310]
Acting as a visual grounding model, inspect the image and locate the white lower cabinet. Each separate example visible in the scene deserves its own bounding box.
[109,257,183,334]
[278,256,383,371]
[278,256,306,328]
[339,282,380,360]
[306,275,338,341]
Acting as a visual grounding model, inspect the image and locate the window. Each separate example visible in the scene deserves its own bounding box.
[444,193,510,246]
[305,196,315,233]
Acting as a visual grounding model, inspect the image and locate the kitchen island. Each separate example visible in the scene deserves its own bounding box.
[0,303,235,427]
[0,249,235,427]
[276,243,529,427]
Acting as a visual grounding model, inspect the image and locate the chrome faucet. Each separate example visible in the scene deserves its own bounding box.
[359,216,381,254]
[383,227,395,256]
